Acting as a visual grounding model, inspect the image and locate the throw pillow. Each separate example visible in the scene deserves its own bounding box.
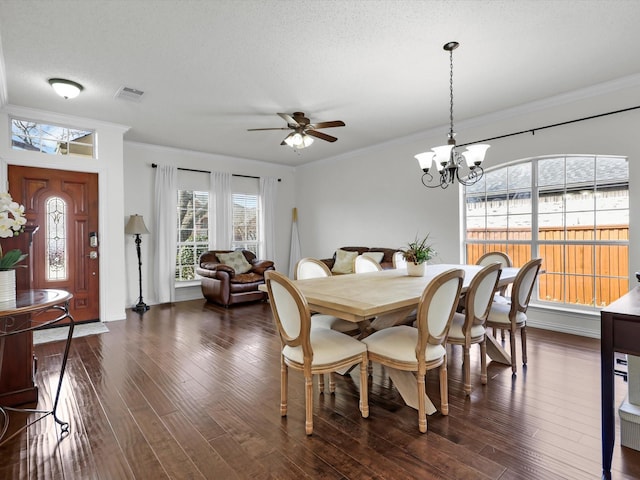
[363,251,384,264]
[332,249,358,274]
[217,251,252,274]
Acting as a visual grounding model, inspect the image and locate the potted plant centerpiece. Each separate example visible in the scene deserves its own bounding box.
[401,234,436,277]
[0,192,27,303]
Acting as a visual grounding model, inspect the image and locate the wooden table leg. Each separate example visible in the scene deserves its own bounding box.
[387,368,436,415]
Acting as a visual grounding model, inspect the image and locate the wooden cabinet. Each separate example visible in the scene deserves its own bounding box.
[0,225,39,406]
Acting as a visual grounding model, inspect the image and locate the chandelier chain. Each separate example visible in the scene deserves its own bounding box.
[449,46,455,140]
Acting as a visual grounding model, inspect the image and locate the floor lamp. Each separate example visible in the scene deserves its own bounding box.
[125,214,150,313]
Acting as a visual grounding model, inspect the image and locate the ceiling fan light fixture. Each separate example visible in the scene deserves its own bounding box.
[284,132,314,149]
[48,78,83,99]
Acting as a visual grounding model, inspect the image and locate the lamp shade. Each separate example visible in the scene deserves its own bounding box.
[125,214,149,235]
[48,78,84,99]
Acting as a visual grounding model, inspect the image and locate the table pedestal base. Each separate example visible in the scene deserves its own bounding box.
[485,334,512,365]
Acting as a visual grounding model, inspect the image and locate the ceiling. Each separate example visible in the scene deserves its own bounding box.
[1,0,639,167]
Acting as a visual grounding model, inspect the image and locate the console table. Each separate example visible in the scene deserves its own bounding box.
[0,289,74,446]
[601,286,640,477]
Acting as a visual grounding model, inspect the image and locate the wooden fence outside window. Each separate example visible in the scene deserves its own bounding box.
[466,225,629,307]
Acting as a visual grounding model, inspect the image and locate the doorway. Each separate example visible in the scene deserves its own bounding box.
[8,165,100,323]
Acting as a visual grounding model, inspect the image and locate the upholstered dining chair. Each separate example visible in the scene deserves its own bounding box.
[446,262,501,395]
[354,255,383,273]
[476,251,512,300]
[486,257,543,374]
[476,251,513,339]
[264,271,369,435]
[392,251,407,269]
[362,268,464,433]
[294,258,360,336]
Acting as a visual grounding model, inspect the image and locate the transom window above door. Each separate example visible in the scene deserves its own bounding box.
[10,117,95,158]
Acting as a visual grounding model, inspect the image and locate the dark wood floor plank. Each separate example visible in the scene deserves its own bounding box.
[2,299,640,479]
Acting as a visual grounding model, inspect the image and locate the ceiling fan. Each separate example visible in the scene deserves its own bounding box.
[247,112,345,149]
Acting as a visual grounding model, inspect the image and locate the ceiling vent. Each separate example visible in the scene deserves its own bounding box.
[115,86,144,102]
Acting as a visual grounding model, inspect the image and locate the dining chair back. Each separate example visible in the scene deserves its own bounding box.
[486,257,542,374]
[264,270,369,435]
[295,257,331,280]
[294,257,359,338]
[354,255,382,273]
[362,268,464,433]
[446,262,502,394]
[392,251,407,269]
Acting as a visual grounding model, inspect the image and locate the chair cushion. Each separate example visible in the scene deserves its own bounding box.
[362,325,445,363]
[487,302,527,326]
[447,312,486,340]
[332,249,358,274]
[362,251,384,264]
[230,272,264,284]
[282,328,366,366]
[217,250,252,274]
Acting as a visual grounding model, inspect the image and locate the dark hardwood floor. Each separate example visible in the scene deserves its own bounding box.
[1,299,640,479]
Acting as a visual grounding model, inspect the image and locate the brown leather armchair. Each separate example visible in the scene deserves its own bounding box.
[196,250,275,307]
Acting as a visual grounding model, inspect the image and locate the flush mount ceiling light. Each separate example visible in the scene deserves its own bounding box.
[48,78,84,99]
[415,42,489,189]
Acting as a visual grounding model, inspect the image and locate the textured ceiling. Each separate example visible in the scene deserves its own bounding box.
[1,0,639,166]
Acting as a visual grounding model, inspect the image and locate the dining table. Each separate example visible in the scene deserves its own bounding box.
[265,263,521,413]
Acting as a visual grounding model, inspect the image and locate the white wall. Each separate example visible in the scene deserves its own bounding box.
[0,105,130,322]
[295,77,640,337]
[123,141,295,306]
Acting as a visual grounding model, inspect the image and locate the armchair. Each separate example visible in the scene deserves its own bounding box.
[196,250,275,307]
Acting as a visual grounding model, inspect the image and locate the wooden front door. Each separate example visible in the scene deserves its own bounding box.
[8,166,100,323]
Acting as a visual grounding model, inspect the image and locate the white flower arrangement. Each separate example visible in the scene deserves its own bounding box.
[0,192,28,270]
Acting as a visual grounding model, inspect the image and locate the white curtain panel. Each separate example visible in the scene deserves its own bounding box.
[210,171,232,249]
[153,164,177,303]
[259,177,278,260]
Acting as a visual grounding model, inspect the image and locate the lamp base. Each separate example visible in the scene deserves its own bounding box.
[133,301,149,313]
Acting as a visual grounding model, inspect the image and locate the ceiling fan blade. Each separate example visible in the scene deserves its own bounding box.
[247,127,291,131]
[310,120,345,129]
[277,112,299,126]
[306,130,338,142]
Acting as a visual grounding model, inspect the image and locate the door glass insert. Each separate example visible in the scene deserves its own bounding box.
[46,196,67,280]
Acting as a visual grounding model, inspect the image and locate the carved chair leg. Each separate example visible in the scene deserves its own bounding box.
[417,372,427,433]
[440,358,449,416]
[463,346,471,396]
[480,339,488,385]
[305,374,313,435]
[280,359,288,417]
[359,356,369,418]
[510,329,517,374]
[521,325,527,365]
[329,372,336,393]
[318,373,325,393]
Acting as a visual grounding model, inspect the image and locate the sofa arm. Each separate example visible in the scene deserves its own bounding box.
[251,260,275,275]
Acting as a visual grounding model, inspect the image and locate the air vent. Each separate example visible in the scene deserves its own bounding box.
[115,86,144,102]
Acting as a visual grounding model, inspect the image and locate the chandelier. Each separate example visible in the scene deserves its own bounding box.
[415,42,489,189]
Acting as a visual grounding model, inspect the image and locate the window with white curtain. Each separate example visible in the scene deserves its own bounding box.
[176,190,209,281]
[464,155,629,309]
[175,172,262,280]
[232,193,260,254]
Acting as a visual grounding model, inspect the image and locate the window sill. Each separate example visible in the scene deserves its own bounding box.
[175,280,201,289]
